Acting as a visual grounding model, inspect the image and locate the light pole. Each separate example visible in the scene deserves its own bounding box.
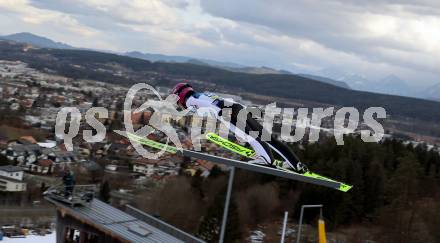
[296,204,323,243]
[280,211,289,243]
[219,166,235,243]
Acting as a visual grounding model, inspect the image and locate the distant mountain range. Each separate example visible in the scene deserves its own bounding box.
[2,40,440,125]
[1,32,438,101]
[0,32,347,89]
[317,68,440,100]
[0,32,302,77]
[297,74,351,89]
[0,32,74,49]
[378,75,412,96]
[124,51,295,76]
[346,74,414,97]
[423,83,440,101]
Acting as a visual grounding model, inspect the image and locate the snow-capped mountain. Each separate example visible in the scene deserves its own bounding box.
[375,75,413,96]
[315,68,422,97]
[317,68,371,91]
[422,82,440,101]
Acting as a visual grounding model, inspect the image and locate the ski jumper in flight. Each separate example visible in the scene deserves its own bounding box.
[171,82,309,174]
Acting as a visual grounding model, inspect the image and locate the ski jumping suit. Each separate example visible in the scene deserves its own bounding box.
[185,92,302,170]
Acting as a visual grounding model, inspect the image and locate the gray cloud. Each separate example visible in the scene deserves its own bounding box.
[200,0,440,82]
[0,0,438,87]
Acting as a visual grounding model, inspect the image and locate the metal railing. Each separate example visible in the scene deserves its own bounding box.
[44,183,97,207]
[297,204,323,243]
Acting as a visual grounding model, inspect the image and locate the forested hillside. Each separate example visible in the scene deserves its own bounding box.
[135,135,440,242]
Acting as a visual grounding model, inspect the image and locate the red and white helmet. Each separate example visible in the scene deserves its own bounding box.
[171,82,194,107]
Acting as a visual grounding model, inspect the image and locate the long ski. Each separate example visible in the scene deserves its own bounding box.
[205,132,352,192]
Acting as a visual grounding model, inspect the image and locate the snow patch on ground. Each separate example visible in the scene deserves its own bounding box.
[2,233,55,243]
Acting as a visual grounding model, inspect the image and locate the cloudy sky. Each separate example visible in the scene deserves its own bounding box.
[0,0,439,87]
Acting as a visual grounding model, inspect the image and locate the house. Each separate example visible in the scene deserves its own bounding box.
[132,156,181,177]
[20,98,34,108]
[91,142,107,157]
[29,159,54,174]
[0,136,8,149]
[130,111,152,124]
[51,150,76,163]
[105,164,118,171]
[80,160,101,172]
[19,136,37,144]
[198,159,214,176]
[5,144,40,165]
[0,134,8,144]
[0,165,27,192]
[105,143,132,158]
[133,158,159,177]
[37,140,57,148]
[197,160,214,171]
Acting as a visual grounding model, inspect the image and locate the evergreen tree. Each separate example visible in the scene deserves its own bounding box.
[190,170,205,198]
[197,186,241,242]
[386,153,421,206]
[92,97,99,107]
[345,157,364,219]
[99,181,111,203]
[0,154,9,166]
[383,153,422,242]
[209,165,223,178]
[363,160,385,215]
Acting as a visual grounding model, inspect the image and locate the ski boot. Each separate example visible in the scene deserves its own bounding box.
[282,161,309,174]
